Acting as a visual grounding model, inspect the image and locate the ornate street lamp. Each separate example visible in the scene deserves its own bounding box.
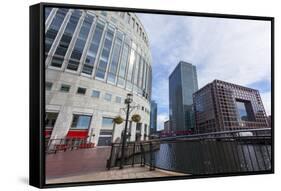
[119,93,133,169]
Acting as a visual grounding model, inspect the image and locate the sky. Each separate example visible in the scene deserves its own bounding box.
[137,13,271,130]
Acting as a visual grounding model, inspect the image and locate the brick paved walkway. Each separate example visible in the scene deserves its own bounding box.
[46,147,187,184]
[46,147,111,179]
[46,165,187,184]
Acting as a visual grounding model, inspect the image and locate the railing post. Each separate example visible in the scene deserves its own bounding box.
[149,141,155,171]
[107,143,114,170]
[132,142,136,167]
[140,143,145,167]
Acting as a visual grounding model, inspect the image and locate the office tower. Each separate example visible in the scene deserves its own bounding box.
[193,80,269,133]
[169,61,198,132]
[150,100,158,134]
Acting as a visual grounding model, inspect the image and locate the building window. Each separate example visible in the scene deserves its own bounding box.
[45,8,69,54]
[60,84,71,92]
[46,82,53,90]
[91,90,100,98]
[82,21,105,75]
[107,31,123,84]
[95,26,115,79]
[77,87,86,95]
[102,117,114,129]
[97,130,113,146]
[67,14,94,71]
[51,10,82,68]
[136,123,142,131]
[104,93,112,102]
[115,96,122,103]
[44,7,52,21]
[45,112,58,128]
[235,99,255,121]
[71,114,92,129]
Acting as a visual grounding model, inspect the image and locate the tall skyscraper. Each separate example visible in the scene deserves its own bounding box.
[169,61,198,132]
[150,100,158,134]
[193,80,269,134]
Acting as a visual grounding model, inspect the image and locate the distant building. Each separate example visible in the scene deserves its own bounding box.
[150,100,158,134]
[169,61,198,132]
[193,80,269,134]
[164,120,171,132]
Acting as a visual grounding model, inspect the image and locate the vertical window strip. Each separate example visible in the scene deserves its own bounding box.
[66,14,94,71]
[107,31,123,83]
[117,43,130,86]
[50,10,82,68]
[138,56,144,89]
[82,21,105,75]
[133,52,140,86]
[44,7,53,21]
[95,26,115,79]
[45,8,69,55]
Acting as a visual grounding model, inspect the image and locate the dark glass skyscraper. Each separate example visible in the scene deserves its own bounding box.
[169,61,198,132]
[150,100,157,134]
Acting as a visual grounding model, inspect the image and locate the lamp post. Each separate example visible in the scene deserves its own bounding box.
[119,93,133,169]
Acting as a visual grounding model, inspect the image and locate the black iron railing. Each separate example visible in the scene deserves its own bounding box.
[107,128,271,174]
[106,140,160,170]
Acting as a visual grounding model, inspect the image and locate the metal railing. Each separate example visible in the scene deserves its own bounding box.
[107,128,271,175]
[106,140,160,170]
[45,136,95,154]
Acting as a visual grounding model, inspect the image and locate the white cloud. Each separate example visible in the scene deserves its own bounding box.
[157,113,169,130]
[260,91,271,115]
[138,14,271,116]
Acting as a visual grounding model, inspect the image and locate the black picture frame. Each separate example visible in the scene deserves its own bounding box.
[30,2,274,188]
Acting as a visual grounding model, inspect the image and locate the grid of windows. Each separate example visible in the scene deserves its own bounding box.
[51,10,82,67]
[193,80,269,133]
[67,14,94,71]
[46,9,152,100]
[45,8,69,54]
[82,21,105,75]
[107,31,123,84]
[117,43,130,87]
[95,26,115,79]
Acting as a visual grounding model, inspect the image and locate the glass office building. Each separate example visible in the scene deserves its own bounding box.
[169,61,198,132]
[193,80,269,134]
[150,100,157,134]
[45,8,152,146]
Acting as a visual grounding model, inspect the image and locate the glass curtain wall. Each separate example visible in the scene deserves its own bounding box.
[66,14,94,71]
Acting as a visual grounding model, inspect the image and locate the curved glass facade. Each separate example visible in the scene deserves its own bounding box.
[45,8,152,100]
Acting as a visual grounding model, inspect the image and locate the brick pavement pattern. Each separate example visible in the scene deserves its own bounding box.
[46,165,187,184]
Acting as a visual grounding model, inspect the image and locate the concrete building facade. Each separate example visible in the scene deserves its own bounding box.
[193,80,269,134]
[44,8,152,146]
[169,61,198,132]
[164,120,171,132]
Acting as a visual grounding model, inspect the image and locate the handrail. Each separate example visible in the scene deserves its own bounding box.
[160,128,271,140]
